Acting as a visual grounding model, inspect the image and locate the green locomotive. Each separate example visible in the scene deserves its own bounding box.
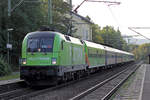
[20,30,134,85]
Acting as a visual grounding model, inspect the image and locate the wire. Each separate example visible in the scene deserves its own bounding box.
[129,27,150,29]
[11,0,24,12]
[128,27,150,41]
[87,0,120,5]
[107,6,120,28]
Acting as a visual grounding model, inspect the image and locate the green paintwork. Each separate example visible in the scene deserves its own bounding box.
[59,41,85,66]
[21,32,86,67]
[21,32,61,66]
[87,47,105,67]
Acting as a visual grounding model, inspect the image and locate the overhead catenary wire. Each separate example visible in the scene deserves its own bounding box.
[107,6,120,28]
[128,27,150,41]
[73,0,121,13]
[129,27,150,29]
[87,0,121,5]
[11,0,24,12]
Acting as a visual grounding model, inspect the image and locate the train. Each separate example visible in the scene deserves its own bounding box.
[20,29,134,86]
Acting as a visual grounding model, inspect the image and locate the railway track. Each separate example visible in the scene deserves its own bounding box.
[0,80,26,94]
[0,80,29,100]
[0,62,140,100]
[28,62,137,100]
[69,61,142,100]
[0,74,101,100]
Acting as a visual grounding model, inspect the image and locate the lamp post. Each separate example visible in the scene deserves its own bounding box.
[7,28,13,64]
[48,0,52,25]
[8,0,12,64]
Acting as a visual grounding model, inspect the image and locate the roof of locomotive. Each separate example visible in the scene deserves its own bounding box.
[26,31,83,45]
[26,31,56,38]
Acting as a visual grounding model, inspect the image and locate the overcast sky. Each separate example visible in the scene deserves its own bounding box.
[72,0,150,39]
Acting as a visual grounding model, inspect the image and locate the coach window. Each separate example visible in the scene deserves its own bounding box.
[97,50,98,57]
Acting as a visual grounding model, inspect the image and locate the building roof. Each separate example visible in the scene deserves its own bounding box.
[71,11,93,24]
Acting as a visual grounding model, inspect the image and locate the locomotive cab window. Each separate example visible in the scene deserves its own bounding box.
[27,38,39,52]
[27,34,54,52]
[40,38,54,52]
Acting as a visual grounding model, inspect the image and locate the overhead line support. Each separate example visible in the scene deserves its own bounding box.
[74,0,87,13]
[73,0,121,13]
[87,0,121,5]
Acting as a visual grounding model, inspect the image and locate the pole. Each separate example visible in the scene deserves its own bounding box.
[48,0,52,25]
[8,0,11,64]
[74,0,87,13]
[8,0,11,16]
[7,31,10,64]
[70,0,72,35]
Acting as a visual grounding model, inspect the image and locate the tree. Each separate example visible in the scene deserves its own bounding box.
[99,26,127,50]
[92,24,104,44]
[91,24,129,50]
[132,43,150,62]
[41,0,72,34]
[86,15,91,21]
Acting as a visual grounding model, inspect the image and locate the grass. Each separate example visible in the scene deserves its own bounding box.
[0,73,20,81]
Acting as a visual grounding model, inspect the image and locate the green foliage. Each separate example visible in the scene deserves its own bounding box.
[0,56,12,76]
[132,43,150,61]
[91,25,128,51]
[0,73,19,81]
[92,24,104,44]
[128,44,138,52]
[99,26,127,50]
[41,0,72,34]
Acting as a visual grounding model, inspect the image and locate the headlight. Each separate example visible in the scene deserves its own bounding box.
[22,58,26,64]
[52,58,56,64]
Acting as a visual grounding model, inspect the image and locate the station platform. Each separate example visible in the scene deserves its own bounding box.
[0,78,20,85]
[142,64,150,100]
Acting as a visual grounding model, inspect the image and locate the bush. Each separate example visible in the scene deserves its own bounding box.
[0,56,12,76]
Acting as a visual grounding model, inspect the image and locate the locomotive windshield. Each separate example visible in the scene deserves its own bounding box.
[27,37,54,52]
[27,39,39,52]
[40,38,54,52]
[27,32,55,53]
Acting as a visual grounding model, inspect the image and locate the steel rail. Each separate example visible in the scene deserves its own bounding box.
[101,61,142,100]
[69,61,142,100]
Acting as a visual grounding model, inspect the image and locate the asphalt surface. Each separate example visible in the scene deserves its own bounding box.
[142,64,150,100]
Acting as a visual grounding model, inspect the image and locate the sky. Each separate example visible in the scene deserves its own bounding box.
[71,0,150,41]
